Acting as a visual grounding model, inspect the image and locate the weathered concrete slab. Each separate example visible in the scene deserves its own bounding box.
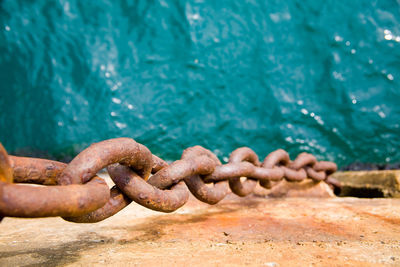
[1,194,399,266]
[333,170,400,198]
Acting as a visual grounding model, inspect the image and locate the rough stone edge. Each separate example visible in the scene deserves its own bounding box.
[332,170,400,198]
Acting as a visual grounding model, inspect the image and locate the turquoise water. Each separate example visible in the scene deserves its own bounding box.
[0,1,399,166]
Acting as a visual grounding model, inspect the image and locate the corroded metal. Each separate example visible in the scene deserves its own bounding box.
[228,147,259,197]
[0,143,13,183]
[61,138,153,222]
[0,138,338,223]
[9,156,66,185]
[0,143,13,222]
[147,146,216,190]
[0,177,109,218]
[0,144,110,218]
[59,138,153,185]
[108,164,189,212]
[64,186,131,223]
[182,146,230,204]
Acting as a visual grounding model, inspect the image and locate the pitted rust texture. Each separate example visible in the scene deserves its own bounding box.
[0,147,110,218]
[147,146,217,190]
[228,147,259,197]
[64,186,131,223]
[182,146,230,204]
[59,138,153,185]
[0,178,109,218]
[0,144,13,222]
[109,164,189,212]
[9,156,66,185]
[0,144,13,183]
[61,138,157,223]
[0,137,339,223]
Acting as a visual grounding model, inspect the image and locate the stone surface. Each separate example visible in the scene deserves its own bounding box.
[1,194,399,266]
[332,170,400,198]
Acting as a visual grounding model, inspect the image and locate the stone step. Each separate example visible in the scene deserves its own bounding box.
[332,170,400,198]
[1,196,399,266]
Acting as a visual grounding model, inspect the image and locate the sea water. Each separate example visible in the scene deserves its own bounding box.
[0,0,399,166]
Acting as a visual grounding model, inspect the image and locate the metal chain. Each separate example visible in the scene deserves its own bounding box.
[0,137,338,223]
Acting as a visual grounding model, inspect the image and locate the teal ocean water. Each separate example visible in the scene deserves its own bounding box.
[0,1,399,167]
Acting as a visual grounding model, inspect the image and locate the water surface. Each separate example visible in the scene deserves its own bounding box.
[0,0,399,166]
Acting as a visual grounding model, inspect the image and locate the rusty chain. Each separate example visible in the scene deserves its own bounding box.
[0,138,338,223]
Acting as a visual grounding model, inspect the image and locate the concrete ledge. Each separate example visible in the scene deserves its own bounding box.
[332,170,400,198]
[1,196,399,266]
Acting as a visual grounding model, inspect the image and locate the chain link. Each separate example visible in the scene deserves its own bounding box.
[0,138,339,223]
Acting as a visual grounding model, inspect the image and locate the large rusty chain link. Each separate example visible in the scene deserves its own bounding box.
[0,138,338,223]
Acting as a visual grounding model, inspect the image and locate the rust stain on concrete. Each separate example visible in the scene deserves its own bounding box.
[0,195,399,266]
